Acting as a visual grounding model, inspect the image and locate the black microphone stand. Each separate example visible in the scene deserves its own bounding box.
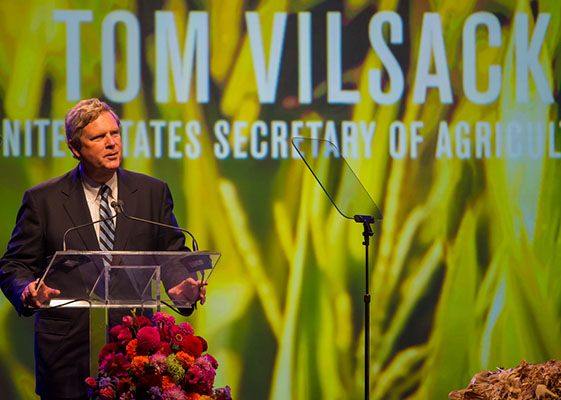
[111,200,199,251]
[62,214,117,251]
[354,214,374,400]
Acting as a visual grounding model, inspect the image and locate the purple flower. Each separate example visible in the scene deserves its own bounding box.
[149,386,163,400]
[99,377,112,388]
[215,386,232,400]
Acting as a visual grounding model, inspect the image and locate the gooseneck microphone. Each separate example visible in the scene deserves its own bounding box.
[110,200,199,251]
[62,213,117,251]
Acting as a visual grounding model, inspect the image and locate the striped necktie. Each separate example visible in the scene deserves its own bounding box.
[99,184,115,264]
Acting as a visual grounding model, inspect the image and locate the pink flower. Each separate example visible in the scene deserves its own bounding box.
[119,392,134,400]
[196,354,218,371]
[179,322,194,336]
[149,351,168,374]
[186,364,204,384]
[137,326,161,351]
[169,325,186,348]
[153,312,175,327]
[122,315,133,327]
[162,384,186,400]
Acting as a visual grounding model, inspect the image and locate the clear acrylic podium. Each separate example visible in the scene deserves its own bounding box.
[37,250,220,374]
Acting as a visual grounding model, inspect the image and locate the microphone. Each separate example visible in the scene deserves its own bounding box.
[62,212,117,251]
[110,200,199,251]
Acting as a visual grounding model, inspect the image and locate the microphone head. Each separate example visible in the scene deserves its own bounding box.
[111,200,123,213]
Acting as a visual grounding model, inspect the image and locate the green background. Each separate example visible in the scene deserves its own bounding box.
[1,1,560,399]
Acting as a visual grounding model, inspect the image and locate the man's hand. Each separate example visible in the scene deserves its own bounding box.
[21,279,61,308]
[168,278,207,306]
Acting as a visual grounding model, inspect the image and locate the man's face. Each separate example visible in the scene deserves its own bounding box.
[71,111,122,180]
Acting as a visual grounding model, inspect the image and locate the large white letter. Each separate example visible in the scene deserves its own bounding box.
[246,12,287,104]
[368,11,404,105]
[463,12,502,104]
[413,13,452,104]
[298,12,312,104]
[327,12,360,104]
[53,10,93,101]
[102,11,140,103]
[156,11,209,103]
[515,13,553,103]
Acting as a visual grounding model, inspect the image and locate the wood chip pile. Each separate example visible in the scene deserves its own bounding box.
[449,360,561,399]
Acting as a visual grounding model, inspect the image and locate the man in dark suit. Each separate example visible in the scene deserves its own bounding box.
[0,98,205,400]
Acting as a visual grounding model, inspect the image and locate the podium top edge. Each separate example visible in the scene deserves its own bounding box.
[53,250,221,256]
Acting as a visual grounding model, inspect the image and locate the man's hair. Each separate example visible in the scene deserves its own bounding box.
[65,98,120,156]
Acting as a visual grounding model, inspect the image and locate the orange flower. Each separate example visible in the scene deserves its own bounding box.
[130,355,149,377]
[126,339,138,359]
[176,351,195,369]
[162,375,175,390]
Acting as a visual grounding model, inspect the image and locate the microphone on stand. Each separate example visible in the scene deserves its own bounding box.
[110,200,199,251]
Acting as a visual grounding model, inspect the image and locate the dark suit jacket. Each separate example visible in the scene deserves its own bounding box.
[0,166,190,398]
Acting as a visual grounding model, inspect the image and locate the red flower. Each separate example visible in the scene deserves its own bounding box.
[196,336,208,352]
[133,315,152,329]
[183,336,203,358]
[137,326,161,351]
[156,341,172,356]
[116,377,133,395]
[85,376,97,388]
[136,372,163,391]
[99,387,115,399]
[98,342,119,363]
[99,353,130,377]
[117,328,133,343]
[109,325,124,339]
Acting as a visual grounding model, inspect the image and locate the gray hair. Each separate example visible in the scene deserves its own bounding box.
[65,98,120,156]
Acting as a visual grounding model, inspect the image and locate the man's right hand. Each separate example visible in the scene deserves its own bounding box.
[21,279,61,308]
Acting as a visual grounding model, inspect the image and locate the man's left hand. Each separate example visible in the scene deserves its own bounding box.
[168,278,207,306]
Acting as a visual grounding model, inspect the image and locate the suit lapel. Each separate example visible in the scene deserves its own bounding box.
[114,169,138,251]
[62,166,100,251]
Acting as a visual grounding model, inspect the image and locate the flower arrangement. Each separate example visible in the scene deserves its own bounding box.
[86,312,231,400]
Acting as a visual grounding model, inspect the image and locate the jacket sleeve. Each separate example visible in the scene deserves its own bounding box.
[0,190,46,316]
[157,182,195,317]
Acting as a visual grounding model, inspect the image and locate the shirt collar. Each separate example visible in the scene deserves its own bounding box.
[79,164,118,200]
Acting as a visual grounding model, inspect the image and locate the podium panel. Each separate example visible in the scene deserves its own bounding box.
[36,250,220,375]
